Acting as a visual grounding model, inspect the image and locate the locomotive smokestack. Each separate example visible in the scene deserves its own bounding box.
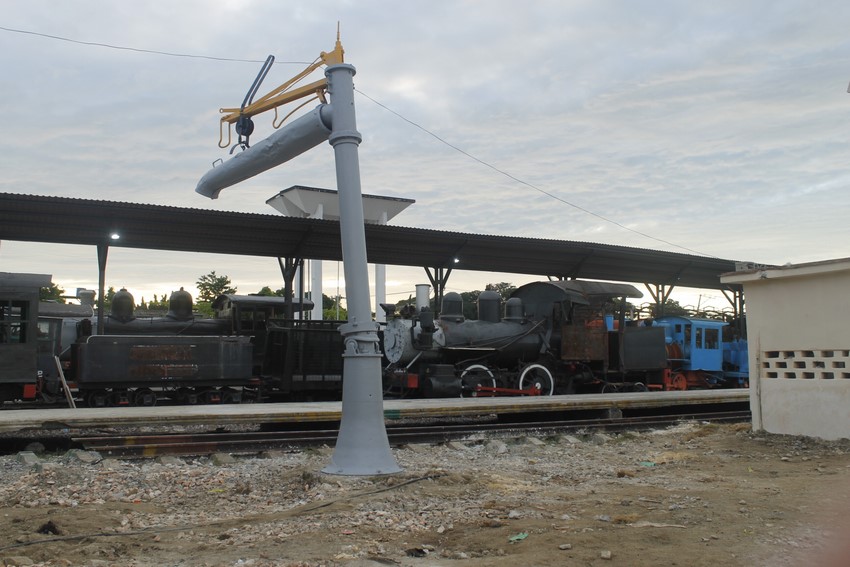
[415,284,430,312]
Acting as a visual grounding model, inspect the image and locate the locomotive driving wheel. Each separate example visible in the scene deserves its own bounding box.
[85,389,110,408]
[220,387,241,404]
[667,372,688,391]
[133,388,157,407]
[518,363,555,396]
[460,364,497,397]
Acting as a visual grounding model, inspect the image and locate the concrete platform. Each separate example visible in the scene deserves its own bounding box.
[0,390,749,433]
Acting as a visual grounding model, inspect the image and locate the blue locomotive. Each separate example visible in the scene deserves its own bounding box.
[651,316,749,390]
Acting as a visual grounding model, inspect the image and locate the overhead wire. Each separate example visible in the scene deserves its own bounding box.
[0,25,311,64]
[0,24,713,257]
[354,89,713,257]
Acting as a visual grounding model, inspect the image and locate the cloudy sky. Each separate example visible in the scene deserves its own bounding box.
[1,0,848,312]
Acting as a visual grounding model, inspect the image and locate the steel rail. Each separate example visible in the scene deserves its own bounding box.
[74,410,751,458]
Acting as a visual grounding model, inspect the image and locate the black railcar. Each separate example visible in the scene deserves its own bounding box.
[0,272,345,406]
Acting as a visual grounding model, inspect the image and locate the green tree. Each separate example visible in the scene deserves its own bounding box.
[102,286,117,310]
[461,283,515,319]
[256,286,288,297]
[323,294,347,320]
[485,282,516,300]
[40,283,65,303]
[392,294,418,317]
[148,294,169,310]
[196,271,236,302]
[459,290,480,319]
[195,302,214,318]
[650,299,690,318]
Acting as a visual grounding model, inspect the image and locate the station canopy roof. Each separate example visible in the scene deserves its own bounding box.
[0,192,746,290]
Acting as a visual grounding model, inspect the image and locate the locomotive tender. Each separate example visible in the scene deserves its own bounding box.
[0,272,747,407]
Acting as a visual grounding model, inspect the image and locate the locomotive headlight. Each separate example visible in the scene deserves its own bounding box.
[110,232,120,241]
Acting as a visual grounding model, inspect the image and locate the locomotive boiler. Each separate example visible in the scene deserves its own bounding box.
[383,286,554,397]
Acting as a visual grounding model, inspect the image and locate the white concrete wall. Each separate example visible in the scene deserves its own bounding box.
[722,259,850,440]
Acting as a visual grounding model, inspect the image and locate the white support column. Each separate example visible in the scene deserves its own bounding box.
[311,204,324,321]
[294,266,302,302]
[375,211,387,323]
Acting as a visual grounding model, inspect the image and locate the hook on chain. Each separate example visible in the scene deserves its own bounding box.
[230,54,275,152]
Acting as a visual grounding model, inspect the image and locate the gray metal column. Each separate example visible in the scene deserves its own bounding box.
[322,63,400,475]
[96,243,108,335]
[193,56,398,476]
[425,266,452,314]
[277,257,302,320]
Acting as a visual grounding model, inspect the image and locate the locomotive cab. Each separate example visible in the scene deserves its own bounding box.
[0,272,52,402]
[652,316,743,389]
[653,316,726,373]
[512,280,667,392]
[34,317,66,400]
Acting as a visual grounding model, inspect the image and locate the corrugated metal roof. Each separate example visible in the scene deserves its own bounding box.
[0,193,744,290]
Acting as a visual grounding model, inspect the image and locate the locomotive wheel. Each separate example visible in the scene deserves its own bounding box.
[668,373,688,391]
[220,388,241,404]
[200,388,222,404]
[460,364,497,397]
[176,387,199,404]
[110,389,132,406]
[518,364,555,396]
[133,388,157,407]
[86,389,110,408]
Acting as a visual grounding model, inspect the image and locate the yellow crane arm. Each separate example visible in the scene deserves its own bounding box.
[220,78,327,124]
[219,36,344,126]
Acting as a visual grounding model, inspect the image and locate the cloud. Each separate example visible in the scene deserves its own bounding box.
[2,0,849,304]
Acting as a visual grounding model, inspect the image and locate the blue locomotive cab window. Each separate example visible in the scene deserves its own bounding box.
[695,327,703,349]
[0,301,29,344]
[705,328,719,349]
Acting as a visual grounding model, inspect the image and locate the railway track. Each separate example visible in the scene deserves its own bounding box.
[73,409,751,458]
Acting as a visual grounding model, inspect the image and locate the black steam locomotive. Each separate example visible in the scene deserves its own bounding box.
[382,280,748,397]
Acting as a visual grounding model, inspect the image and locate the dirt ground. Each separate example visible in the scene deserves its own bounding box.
[2,421,850,567]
